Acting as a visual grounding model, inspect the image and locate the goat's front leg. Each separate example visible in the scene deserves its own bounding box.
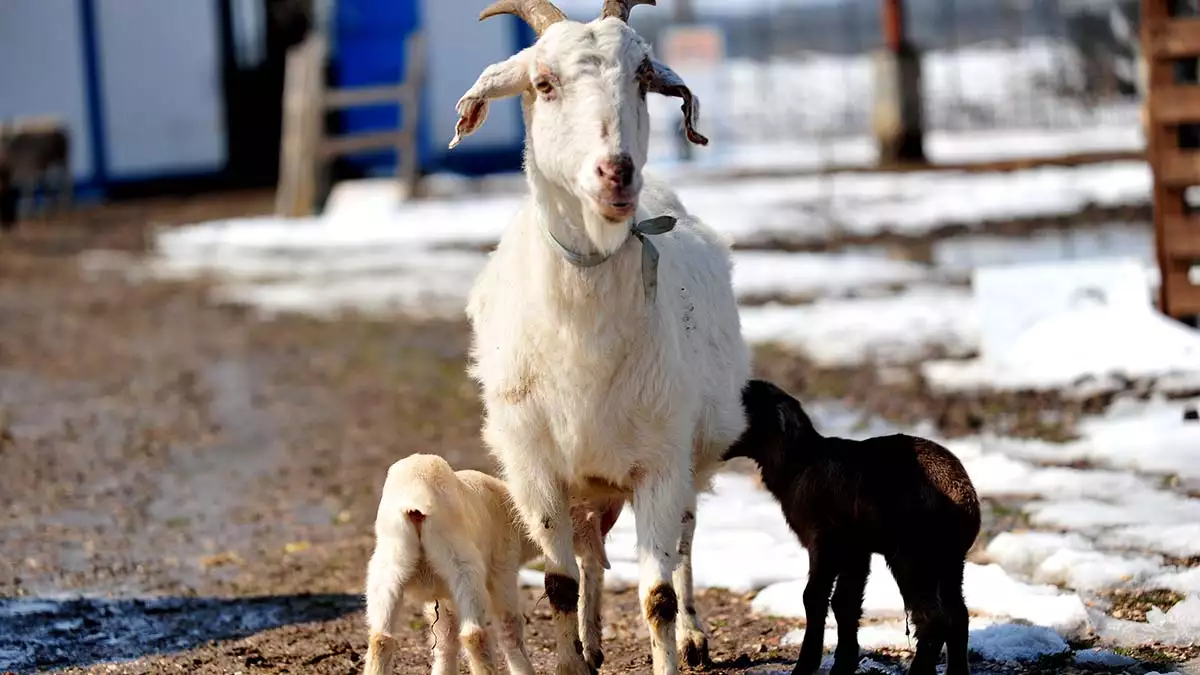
[633,452,691,675]
[792,543,839,675]
[673,491,710,668]
[503,463,590,675]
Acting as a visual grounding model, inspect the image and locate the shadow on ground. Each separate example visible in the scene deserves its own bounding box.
[0,593,361,673]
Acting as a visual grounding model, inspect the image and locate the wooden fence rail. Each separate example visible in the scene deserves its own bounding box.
[276,32,426,218]
[1143,2,1200,318]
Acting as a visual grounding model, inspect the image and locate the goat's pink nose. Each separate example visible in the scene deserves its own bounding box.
[595,154,635,189]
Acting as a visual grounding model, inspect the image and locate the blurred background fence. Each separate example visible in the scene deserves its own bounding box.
[627,0,1143,148]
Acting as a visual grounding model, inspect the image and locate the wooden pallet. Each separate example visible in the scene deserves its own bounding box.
[1143,2,1200,318]
[276,32,426,218]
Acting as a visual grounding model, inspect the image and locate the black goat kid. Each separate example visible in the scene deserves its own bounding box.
[724,379,981,675]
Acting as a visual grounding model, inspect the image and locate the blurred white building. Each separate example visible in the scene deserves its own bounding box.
[0,0,532,198]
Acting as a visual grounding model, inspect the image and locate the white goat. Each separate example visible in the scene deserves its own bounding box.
[449,1,751,674]
[363,454,540,675]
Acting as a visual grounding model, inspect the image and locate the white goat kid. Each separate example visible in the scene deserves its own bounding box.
[363,454,538,675]
[449,2,751,674]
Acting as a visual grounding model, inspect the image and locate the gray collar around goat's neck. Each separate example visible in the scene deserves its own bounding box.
[540,214,677,305]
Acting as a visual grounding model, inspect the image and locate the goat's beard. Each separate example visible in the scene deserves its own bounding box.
[581,206,635,256]
[528,162,635,257]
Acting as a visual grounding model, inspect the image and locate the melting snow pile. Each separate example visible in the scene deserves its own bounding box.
[925,258,1200,392]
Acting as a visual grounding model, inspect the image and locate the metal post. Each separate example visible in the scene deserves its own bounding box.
[881,0,904,52]
[871,0,925,163]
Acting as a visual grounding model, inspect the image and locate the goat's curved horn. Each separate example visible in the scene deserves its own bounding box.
[479,0,567,37]
[600,0,655,22]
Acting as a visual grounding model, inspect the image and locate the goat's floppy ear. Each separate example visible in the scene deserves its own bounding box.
[647,60,708,146]
[449,49,534,149]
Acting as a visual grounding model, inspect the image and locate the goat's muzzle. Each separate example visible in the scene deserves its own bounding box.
[594,154,637,221]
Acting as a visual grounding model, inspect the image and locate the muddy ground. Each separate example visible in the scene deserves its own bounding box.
[0,194,1194,674]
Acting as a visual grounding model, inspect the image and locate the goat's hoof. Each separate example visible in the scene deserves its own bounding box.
[679,633,710,669]
[555,656,594,675]
[829,657,859,675]
[791,652,823,675]
[584,647,604,670]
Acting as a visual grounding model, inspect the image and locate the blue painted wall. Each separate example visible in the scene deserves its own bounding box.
[331,0,532,177]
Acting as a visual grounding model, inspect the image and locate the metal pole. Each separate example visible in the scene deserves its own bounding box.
[881,0,905,53]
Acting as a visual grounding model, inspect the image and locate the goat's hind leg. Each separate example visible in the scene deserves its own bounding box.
[489,569,535,675]
[426,601,461,675]
[364,550,412,675]
[889,556,947,675]
[673,492,710,668]
[941,560,971,675]
[425,541,499,675]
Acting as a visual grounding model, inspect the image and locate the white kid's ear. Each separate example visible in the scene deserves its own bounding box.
[449,49,534,149]
[646,59,708,146]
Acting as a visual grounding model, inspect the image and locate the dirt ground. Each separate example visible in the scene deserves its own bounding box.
[0,194,1194,675]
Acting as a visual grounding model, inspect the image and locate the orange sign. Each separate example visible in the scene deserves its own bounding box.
[659,25,725,66]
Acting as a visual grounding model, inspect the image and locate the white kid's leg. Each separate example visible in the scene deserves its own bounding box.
[489,572,535,675]
[426,601,460,675]
[424,540,498,675]
[364,549,408,675]
[632,451,691,675]
[673,492,710,668]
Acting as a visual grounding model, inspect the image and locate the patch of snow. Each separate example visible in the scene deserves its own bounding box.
[780,620,917,651]
[962,454,1152,501]
[731,251,929,300]
[1072,400,1200,481]
[968,624,1069,663]
[1100,524,1200,559]
[930,222,1153,276]
[925,304,1200,392]
[754,560,1092,639]
[1153,568,1200,596]
[985,531,1096,576]
[524,473,810,593]
[210,251,487,320]
[1033,548,1165,593]
[1095,595,1200,647]
[739,288,978,366]
[1073,647,1137,668]
[922,257,1200,393]
[985,528,1170,592]
[689,162,1148,248]
[973,401,1200,482]
[963,563,1093,638]
[1025,489,1200,534]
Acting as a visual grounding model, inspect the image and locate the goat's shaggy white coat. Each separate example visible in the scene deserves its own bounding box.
[363,454,539,675]
[453,14,751,675]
